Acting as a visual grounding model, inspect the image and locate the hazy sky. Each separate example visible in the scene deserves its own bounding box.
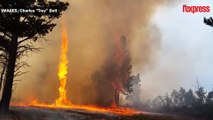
[13,0,213,102]
[140,0,213,98]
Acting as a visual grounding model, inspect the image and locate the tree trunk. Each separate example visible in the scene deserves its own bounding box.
[0,63,6,91]
[113,89,119,107]
[0,35,18,111]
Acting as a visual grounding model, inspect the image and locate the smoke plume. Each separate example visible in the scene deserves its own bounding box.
[13,0,170,105]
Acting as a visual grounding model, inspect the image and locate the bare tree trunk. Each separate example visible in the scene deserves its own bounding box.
[0,35,17,111]
[113,89,119,107]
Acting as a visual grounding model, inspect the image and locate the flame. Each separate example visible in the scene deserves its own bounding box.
[54,25,71,107]
[11,27,140,116]
[12,100,139,115]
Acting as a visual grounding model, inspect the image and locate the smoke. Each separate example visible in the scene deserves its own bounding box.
[139,0,213,101]
[12,0,172,105]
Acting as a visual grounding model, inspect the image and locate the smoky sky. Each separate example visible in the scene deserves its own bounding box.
[140,0,213,100]
[12,0,191,104]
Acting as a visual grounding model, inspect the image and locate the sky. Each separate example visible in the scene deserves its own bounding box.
[140,0,213,98]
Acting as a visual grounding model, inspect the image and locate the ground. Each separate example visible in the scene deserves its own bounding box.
[0,107,199,120]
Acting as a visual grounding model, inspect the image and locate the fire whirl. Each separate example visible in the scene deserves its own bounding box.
[55,25,71,107]
[12,26,140,115]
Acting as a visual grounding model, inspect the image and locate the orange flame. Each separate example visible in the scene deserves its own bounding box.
[11,26,141,116]
[55,26,72,107]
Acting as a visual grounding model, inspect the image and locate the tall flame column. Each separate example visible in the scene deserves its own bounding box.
[55,26,70,106]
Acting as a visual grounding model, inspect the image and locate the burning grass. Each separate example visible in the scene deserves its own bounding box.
[2,106,197,120]
[11,100,140,115]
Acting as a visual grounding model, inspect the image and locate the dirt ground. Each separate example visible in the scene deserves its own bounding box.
[0,107,199,120]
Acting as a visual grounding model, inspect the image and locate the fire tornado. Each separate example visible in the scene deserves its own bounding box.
[12,25,140,115]
[55,26,71,106]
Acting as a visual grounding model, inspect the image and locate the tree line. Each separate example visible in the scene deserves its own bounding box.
[139,81,213,120]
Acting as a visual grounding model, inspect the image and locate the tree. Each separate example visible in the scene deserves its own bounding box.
[0,36,9,93]
[111,36,132,106]
[163,93,172,109]
[0,0,69,111]
[195,81,206,105]
[152,96,164,110]
[125,74,141,95]
[204,17,213,27]
[184,89,196,107]
[92,36,137,107]
[206,90,213,104]
[178,87,186,107]
[125,74,142,106]
[0,52,7,94]
[171,89,179,107]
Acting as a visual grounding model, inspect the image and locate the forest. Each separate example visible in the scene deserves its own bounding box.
[132,81,213,120]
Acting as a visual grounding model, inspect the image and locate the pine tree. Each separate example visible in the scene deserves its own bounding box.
[0,0,68,111]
